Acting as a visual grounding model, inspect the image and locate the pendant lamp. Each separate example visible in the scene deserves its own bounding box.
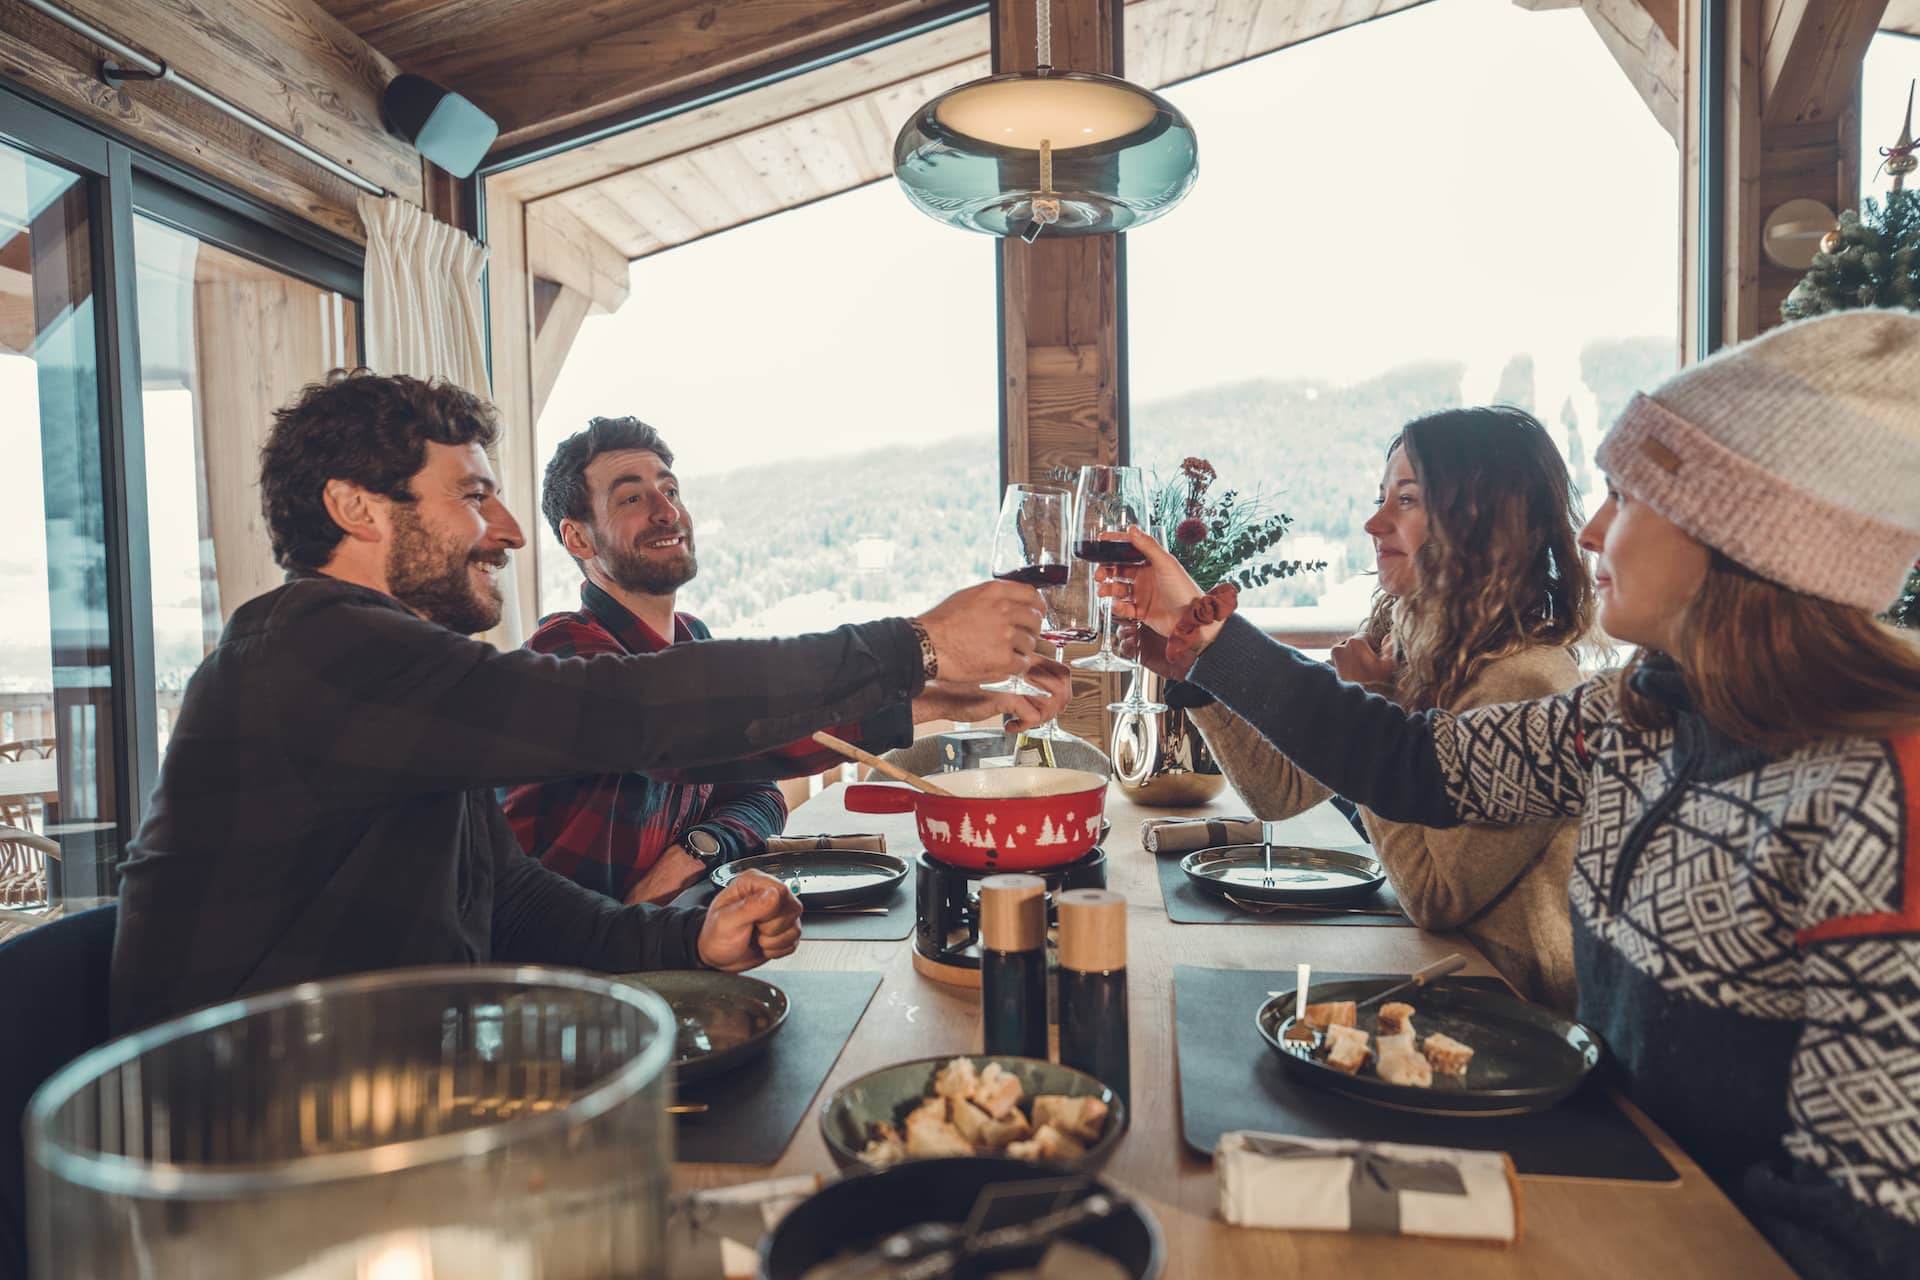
[893,0,1198,242]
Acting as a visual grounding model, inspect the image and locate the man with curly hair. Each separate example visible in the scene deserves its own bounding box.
[111,371,1062,1033]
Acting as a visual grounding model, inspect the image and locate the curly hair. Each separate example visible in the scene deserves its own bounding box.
[1363,406,1595,711]
[260,369,499,571]
[541,416,675,552]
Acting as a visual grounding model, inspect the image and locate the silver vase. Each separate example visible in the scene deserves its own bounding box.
[1109,667,1228,807]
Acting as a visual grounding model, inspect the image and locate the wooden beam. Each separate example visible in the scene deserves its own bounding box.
[1547,0,1683,140]
[1761,0,1890,125]
[33,0,422,201]
[527,198,631,314]
[0,0,371,241]
[532,281,592,425]
[999,0,1125,729]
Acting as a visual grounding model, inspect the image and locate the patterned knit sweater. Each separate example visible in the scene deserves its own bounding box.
[1189,614,1920,1278]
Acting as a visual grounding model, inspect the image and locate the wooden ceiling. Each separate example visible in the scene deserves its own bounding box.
[314,0,960,150]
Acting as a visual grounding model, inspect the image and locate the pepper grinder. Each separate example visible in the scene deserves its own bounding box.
[1055,888,1128,1108]
[979,874,1049,1059]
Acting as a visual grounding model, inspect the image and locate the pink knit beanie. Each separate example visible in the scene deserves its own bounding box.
[1594,310,1920,612]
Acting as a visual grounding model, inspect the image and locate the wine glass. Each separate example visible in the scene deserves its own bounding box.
[983,484,1072,697]
[1071,465,1167,714]
[1026,552,1097,743]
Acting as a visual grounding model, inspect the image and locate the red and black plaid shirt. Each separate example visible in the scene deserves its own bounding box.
[502,583,909,900]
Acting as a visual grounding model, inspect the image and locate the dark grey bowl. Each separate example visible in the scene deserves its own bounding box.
[612,970,788,1082]
[819,1054,1125,1171]
[762,1155,1163,1280]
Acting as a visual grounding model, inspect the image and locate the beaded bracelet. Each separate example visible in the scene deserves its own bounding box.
[1164,582,1239,676]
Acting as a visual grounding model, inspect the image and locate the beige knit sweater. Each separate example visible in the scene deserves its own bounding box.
[1191,645,1583,1011]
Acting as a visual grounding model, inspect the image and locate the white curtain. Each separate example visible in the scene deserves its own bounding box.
[357,194,523,648]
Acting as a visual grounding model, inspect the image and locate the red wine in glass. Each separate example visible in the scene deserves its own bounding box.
[1073,539,1148,565]
[994,564,1070,588]
[1042,627,1098,645]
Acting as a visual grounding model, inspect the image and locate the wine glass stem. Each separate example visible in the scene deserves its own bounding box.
[1097,595,1117,658]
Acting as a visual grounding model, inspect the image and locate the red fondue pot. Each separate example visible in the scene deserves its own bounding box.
[843,767,1109,871]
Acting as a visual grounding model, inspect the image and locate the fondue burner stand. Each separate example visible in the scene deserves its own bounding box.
[912,847,1108,987]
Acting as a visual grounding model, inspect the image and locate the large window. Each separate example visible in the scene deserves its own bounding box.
[531,180,999,635]
[1126,0,1680,633]
[0,133,123,904]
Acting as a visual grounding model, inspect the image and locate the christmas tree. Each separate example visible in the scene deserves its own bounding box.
[1889,564,1919,630]
[1780,191,1920,319]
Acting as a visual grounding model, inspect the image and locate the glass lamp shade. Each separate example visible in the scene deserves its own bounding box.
[27,967,676,1280]
[894,70,1198,238]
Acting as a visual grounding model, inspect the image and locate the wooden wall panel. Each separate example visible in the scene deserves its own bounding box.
[46,0,420,201]
[0,0,369,241]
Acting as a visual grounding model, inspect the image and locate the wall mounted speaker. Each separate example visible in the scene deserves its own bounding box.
[381,74,498,179]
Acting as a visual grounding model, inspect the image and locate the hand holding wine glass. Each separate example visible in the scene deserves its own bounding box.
[1094,525,1204,634]
[982,484,1073,696]
[1072,466,1165,715]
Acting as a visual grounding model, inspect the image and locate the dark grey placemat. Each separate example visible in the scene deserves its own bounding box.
[674,969,882,1166]
[1173,965,1678,1182]
[671,877,913,941]
[1154,848,1410,926]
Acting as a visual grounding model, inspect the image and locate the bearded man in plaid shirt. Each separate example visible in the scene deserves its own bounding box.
[504,417,1066,905]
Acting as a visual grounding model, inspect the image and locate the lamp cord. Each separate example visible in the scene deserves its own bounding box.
[1036,0,1051,71]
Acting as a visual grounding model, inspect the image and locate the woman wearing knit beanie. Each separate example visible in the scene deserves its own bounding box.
[1176,406,1593,1012]
[1103,310,1920,1278]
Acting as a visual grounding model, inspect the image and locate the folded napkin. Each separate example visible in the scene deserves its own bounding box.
[1140,815,1262,854]
[1216,1131,1521,1244]
[667,1174,822,1279]
[763,832,887,854]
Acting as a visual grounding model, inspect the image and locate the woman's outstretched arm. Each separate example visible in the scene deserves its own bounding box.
[1188,615,1601,827]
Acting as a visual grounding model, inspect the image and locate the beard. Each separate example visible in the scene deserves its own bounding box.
[386,503,506,634]
[599,528,698,595]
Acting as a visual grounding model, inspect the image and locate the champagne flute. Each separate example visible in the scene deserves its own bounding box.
[983,483,1072,697]
[1072,465,1167,714]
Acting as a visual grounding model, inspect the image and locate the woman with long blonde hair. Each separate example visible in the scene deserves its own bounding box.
[1180,406,1593,1008]
[1107,311,1920,1277]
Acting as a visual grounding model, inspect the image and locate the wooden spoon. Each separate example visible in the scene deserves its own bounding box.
[810,731,955,796]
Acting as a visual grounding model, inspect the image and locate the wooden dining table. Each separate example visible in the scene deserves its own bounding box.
[676,780,1796,1277]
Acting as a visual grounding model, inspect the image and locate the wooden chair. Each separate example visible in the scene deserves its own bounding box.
[0,740,54,763]
[0,827,58,909]
[0,904,115,1280]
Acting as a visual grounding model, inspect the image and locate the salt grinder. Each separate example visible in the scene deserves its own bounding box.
[979,874,1049,1059]
[1055,888,1129,1107]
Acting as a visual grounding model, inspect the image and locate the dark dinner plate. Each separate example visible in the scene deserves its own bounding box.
[615,971,789,1082]
[1181,844,1384,905]
[1255,978,1602,1116]
[710,849,910,908]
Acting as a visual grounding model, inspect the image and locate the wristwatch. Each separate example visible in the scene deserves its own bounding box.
[684,828,725,866]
